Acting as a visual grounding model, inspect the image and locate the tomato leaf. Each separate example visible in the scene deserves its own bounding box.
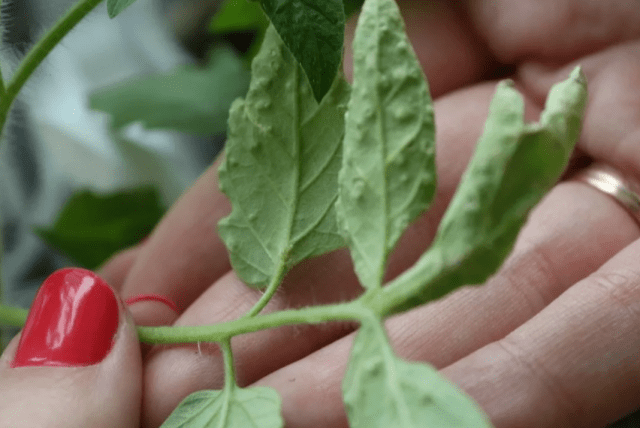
[336,0,436,290]
[34,187,165,269]
[218,26,350,287]
[258,0,345,102]
[343,319,493,428]
[161,387,283,428]
[89,47,249,136]
[380,67,588,315]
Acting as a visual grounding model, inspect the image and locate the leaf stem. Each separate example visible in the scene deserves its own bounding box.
[0,304,28,327]
[221,339,237,388]
[137,301,365,344]
[244,261,287,317]
[0,0,104,139]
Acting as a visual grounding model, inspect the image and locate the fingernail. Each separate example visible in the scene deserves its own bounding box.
[12,268,120,368]
[125,294,179,313]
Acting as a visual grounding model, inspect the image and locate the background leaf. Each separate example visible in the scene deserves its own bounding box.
[161,387,283,428]
[107,0,138,18]
[381,68,587,315]
[34,187,165,269]
[218,26,350,287]
[211,0,269,33]
[89,47,249,136]
[336,0,436,290]
[343,320,493,428]
[344,0,365,16]
[258,0,345,102]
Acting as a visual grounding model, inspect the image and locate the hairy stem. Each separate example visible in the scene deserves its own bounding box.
[137,301,365,344]
[244,261,287,317]
[221,339,237,388]
[0,0,104,139]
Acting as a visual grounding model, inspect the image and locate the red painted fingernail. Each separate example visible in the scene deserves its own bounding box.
[12,268,119,368]
[125,294,179,313]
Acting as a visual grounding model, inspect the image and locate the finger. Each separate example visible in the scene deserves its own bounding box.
[250,179,640,428]
[98,245,142,291]
[467,0,640,62]
[140,82,545,427]
[444,235,640,428]
[519,40,640,173]
[344,0,495,98]
[0,268,142,428]
[119,159,231,325]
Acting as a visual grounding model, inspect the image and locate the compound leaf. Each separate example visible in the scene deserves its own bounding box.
[34,187,165,269]
[259,0,345,102]
[107,0,138,18]
[336,0,436,290]
[218,26,350,287]
[161,387,283,428]
[90,47,249,136]
[343,320,493,428]
[382,67,587,315]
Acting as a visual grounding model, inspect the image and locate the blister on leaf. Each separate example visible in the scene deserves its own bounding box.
[337,0,436,290]
[383,67,587,315]
[218,26,350,287]
[161,387,283,428]
[343,320,493,428]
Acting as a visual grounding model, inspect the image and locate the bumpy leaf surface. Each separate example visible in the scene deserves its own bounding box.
[218,26,350,287]
[343,320,493,428]
[259,0,345,102]
[107,0,137,18]
[34,187,165,269]
[336,0,435,290]
[90,48,249,136]
[161,387,283,428]
[383,67,588,315]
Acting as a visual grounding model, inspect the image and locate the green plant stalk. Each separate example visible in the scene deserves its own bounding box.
[244,261,287,317]
[137,301,365,344]
[0,305,28,327]
[0,0,104,139]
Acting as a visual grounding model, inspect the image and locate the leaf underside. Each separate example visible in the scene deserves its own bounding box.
[259,0,345,102]
[337,0,436,290]
[343,321,493,428]
[386,67,588,315]
[218,26,351,287]
[161,387,283,428]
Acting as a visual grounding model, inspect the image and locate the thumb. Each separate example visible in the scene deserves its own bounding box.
[0,268,142,428]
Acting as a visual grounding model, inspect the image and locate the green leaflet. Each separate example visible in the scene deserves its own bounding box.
[90,47,249,136]
[161,388,283,428]
[218,26,351,287]
[343,319,493,428]
[336,0,436,291]
[379,67,588,315]
[34,187,165,269]
[107,0,137,18]
[259,0,345,102]
[210,0,269,33]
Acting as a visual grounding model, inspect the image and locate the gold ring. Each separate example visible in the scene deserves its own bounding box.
[574,162,640,224]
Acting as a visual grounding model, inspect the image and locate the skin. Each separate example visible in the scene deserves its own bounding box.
[28,0,640,426]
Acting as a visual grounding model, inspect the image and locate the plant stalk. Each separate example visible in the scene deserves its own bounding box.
[244,262,287,317]
[137,301,365,344]
[0,0,104,139]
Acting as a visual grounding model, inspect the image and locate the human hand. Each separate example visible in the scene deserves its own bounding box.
[0,268,143,427]
[99,0,640,427]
